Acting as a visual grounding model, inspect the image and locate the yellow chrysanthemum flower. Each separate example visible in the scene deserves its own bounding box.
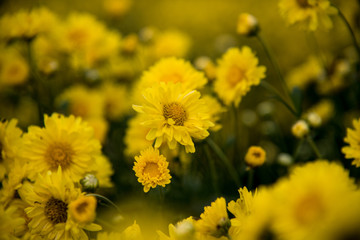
[133,147,171,193]
[56,85,105,119]
[0,7,58,40]
[227,187,257,237]
[272,161,356,240]
[195,197,231,239]
[21,113,102,181]
[291,120,310,138]
[133,83,214,153]
[103,0,133,17]
[342,118,360,167]
[303,99,334,127]
[18,168,102,240]
[0,119,23,181]
[157,217,196,240]
[279,0,338,31]
[97,221,143,240]
[0,47,29,87]
[0,204,26,240]
[244,146,266,167]
[90,155,114,188]
[237,13,259,36]
[69,195,97,224]
[214,47,266,106]
[140,57,208,91]
[100,82,131,120]
[86,117,109,144]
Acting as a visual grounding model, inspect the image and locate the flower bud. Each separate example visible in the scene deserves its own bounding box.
[237,13,259,36]
[292,120,309,138]
[80,173,99,192]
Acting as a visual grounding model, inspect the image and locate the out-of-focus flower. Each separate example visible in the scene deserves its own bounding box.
[245,146,266,167]
[194,56,217,80]
[133,147,171,193]
[100,82,131,120]
[0,7,58,40]
[303,99,335,127]
[0,47,29,87]
[286,56,324,90]
[272,161,356,240]
[202,95,226,132]
[0,119,23,181]
[56,85,105,119]
[133,83,214,153]
[342,118,360,167]
[228,187,257,236]
[195,197,231,239]
[69,195,97,224]
[214,47,266,106]
[237,13,259,36]
[18,168,102,239]
[121,34,139,54]
[21,113,101,181]
[157,217,196,240]
[91,155,114,188]
[140,57,208,91]
[97,221,143,240]
[278,0,338,31]
[291,120,309,138]
[86,117,109,144]
[0,204,26,240]
[103,0,133,17]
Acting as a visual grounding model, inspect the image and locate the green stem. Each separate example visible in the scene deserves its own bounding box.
[247,168,254,190]
[335,6,360,57]
[204,144,220,195]
[306,135,322,159]
[206,138,240,186]
[86,193,122,214]
[158,186,164,202]
[260,81,298,117]
[293,138,304,161]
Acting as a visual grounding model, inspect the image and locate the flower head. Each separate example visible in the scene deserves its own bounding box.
[21,113,102,181]
[237,13,259,36]
[214,47,266,106]
[133,147,171,192]
[69,195,97,224]
[245,146,266,167]
[292,120,309,138]
[195,197,231,238]
[279,0,338,31]
[133,83,213,153]
[342,118,360,167]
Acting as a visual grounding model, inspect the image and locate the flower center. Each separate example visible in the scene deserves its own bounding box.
[44,197,68,224]
[163,102,187,126]
[160,73,183,84]
[227,65,245,86]
[295,192,324,224]
[46,142,74,170]
[143,162,160,178]
[297,0,311,8]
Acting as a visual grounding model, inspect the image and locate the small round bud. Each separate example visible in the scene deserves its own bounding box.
[307,112,322,127]
[245,146,266,168]
[291,120,309,138]
[237,13,259,36]
[80,173,99,192]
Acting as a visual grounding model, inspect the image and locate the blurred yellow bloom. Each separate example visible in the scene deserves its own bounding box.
[91,155,114,188]
[121,33,139,54]
[195,197,230,239]
[100,82,131,120]
[32,35,60,74]
[103,0,133,17]
[69,195,97,224]
[272,161,356,240]
[279,0,338,31]
[21,113,101,181]
[291,120,309,138]
[133,83,214,153]
[140,57,208,91]
[0,119,23,181]
[86,117,109,144]
[151,29,191,60]
[214,47,266,106]
[18,168,102,239]
[237,13,259,36]
[0,204,26,240]
[0,7,58,40]
[303,99,335,127]
[202,95,226,132]
[228,187,257,237]
[56,85,105,119]
[194,56,217,80]
[342,118,360,167]
[133,147,171,193]
[157,217,196,240]
[245,146,266,167]
[0,47,29,87]
[97,221,143,240]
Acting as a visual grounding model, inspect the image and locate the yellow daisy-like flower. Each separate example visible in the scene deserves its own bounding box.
[291,120,310,138]
[21,113,101,181]
[0,204,26,240]
[237,13,259,36]
[227,187,257,237]
[0,47,29,87]
[272,161,356,240]
[69,195,97,224]
[279,0,338,31]
[245,146,266,168]
[342,118,360,167]
[133,147,171,193]
[133,83,214,153]
[18,168,101,240]
[0,118,23,181]
[214,47,266,106]
[140,57,208,91]
[195,197,231,239]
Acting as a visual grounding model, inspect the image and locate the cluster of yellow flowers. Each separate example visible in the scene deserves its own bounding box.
[0,0,360,239]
